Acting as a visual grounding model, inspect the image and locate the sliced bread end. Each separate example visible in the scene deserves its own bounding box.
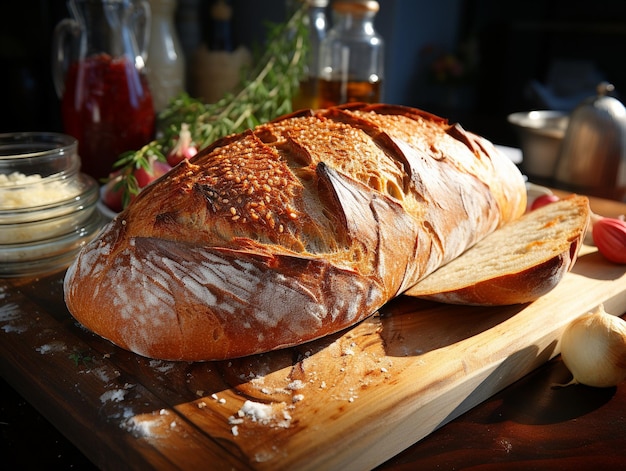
[403,194,590,306]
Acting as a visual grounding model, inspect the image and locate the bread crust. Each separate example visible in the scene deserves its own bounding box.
[64,104,527,360]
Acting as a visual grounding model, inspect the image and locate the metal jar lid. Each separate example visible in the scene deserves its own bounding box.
[554,82,626,201]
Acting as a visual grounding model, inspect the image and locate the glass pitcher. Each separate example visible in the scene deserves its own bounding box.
[52,0,155,181]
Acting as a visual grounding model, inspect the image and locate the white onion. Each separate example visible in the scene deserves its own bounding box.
[560,304,626,388]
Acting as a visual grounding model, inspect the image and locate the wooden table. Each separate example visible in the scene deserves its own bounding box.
[2,191,626,470]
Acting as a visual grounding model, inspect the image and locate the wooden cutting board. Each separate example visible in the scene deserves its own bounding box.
[2,242,626,471]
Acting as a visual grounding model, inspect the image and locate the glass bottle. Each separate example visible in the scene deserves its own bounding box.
[191,0,251,104]
[145,0,186,112]
[52,0,155,181]
[292,0,328,111]
[207,0,234,52]
[317,0,384,108]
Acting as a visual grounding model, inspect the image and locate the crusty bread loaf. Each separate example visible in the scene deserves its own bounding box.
[403,194,589,305]
[64,104,527,361]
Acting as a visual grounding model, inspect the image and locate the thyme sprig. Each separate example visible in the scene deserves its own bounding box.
[110,6,309,208]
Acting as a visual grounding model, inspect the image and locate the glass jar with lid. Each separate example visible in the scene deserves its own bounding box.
[317,0,383,108]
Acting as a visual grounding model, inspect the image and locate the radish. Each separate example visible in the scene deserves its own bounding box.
[166,123,198,166]
[134,156,172,188]
[530,193,560,211]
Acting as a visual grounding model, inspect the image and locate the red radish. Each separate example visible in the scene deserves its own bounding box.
[531,193,560,211]
[167,123,198,166]
[134,156,172,188]
[101,175,125,213]
[102,156,172,212]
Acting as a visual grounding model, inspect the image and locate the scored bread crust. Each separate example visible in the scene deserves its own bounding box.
[64,104,527,361]
[404,194,590,305]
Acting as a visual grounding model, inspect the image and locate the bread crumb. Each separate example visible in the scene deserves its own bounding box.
[238,401,273,423]
[287,379,305,390]
[99,389,126,404]
[232,400,292,428]
[36,340,67,354]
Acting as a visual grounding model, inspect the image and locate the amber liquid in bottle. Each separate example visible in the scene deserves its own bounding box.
[317,79,382,109]
[292,76,320,111]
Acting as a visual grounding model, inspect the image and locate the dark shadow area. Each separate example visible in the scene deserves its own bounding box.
[570,250,626,280]
[483,358,616,426]
[378,296,526,358]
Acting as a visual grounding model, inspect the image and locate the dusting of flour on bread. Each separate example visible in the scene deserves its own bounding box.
[63,104,528,361]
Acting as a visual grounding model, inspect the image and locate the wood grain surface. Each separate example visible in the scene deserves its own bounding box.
[2,193,626,471]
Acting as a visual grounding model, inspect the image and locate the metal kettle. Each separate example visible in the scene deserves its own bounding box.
[554,82,626,201]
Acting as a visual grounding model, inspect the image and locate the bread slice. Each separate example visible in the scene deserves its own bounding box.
[403,194,590,305]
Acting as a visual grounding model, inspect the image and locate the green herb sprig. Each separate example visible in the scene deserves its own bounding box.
[69,351,94,367]
[111,6,309,209]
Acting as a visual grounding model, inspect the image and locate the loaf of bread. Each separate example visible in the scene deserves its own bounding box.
[404,194,589,305]
[64,104,527,361]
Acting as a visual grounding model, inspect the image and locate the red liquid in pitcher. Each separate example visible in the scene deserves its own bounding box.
[61,54,155,180]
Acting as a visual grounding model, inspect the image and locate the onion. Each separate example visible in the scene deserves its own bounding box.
[592,216,626,264]
[585,211,625,246]
[560,304,626,388]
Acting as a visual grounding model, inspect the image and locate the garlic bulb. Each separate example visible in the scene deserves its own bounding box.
[560,304,626,387]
